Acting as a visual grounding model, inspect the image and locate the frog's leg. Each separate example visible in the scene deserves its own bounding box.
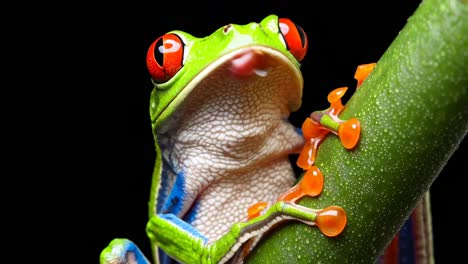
[100,238,151,264]
[146,201,347,264]
[145,213,208,264]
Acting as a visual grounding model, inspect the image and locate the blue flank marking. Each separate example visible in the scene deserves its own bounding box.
[156,153,206,264]
[398,217,415,264]
[122,240,149,264]
[158,156,180,213]
[160,170,186,215]
[157,167,170,213]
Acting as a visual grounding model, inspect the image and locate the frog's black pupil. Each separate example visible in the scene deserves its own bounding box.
[294,22,307,48]
[155,37,165,67]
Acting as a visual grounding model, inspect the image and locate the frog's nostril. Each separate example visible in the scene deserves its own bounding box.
[223,24,232,33]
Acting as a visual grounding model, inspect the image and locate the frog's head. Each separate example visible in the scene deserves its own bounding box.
[146,14,308,132]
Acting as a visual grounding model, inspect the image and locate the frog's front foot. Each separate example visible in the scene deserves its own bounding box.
[100,238,151,264]
[297,87,361,170]
[295,63,376,171]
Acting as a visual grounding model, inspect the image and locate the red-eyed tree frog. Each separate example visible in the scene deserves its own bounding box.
[100,14,427,264]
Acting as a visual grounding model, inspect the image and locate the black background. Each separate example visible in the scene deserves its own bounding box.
[6,0,466,263]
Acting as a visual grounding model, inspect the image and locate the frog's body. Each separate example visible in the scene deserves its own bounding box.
[157,49,304,242]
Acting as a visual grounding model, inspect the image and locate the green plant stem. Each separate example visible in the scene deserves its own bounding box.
[246,0,467,262]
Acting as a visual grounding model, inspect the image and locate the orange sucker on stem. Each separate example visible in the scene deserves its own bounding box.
[247,201,269,220]
[338,117,361,149]
[315,205,347,237]
[299,166,324,197]
[354,63,376,87]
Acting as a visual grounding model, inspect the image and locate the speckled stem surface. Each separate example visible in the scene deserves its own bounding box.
[246,0,468,263]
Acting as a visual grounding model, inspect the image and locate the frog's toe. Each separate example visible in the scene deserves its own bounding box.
[298,166,324,197]
[100,238,151,264]
[338,117,361,149]
[354,62,377,87]
[315,206,348,237]
[327,87,347,115]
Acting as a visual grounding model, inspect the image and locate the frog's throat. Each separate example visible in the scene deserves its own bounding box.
[154,45,303,132]
[155,45,305,243]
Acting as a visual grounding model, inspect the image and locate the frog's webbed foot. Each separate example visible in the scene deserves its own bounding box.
[100,238,151,264]
[295,62,375,171]
[296,87,361,170]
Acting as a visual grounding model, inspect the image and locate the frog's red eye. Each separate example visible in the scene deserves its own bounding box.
[279,18,308,61]
[146,33,184,83]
